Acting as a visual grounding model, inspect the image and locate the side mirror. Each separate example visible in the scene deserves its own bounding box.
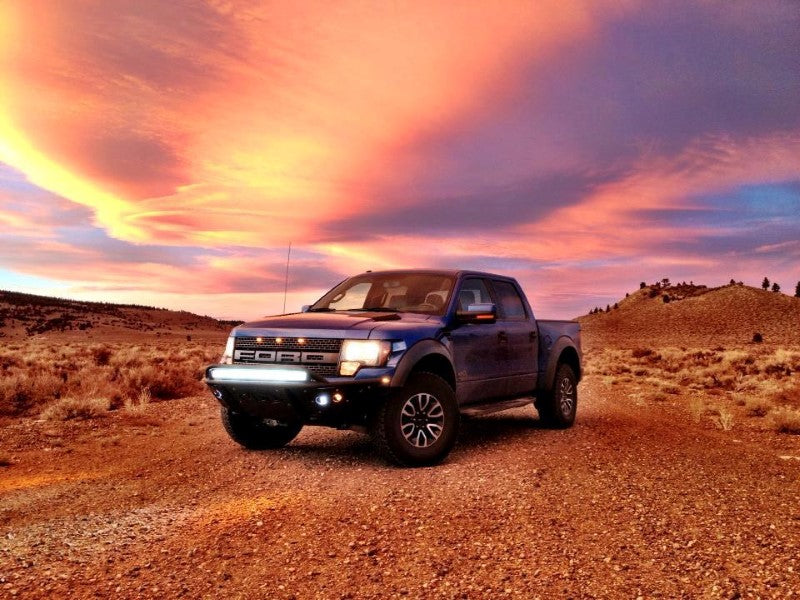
[301,305,311,313]
[456,302,497,324]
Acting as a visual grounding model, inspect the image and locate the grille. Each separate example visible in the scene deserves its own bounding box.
[235,337,342,352]
[233,337,341,378]
[307,364,338,377]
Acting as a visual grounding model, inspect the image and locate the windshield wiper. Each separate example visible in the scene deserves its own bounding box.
[306,307,336,312]
[350,307,399,312]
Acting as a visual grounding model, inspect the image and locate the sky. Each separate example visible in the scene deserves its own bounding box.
[0,0,799,320]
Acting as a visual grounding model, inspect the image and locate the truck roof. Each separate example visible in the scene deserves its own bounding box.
[355,268,517,282]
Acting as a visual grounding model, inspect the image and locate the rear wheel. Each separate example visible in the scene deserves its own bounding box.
[536,363,578,428]
[370,372,459,467]
[221,408,303,449]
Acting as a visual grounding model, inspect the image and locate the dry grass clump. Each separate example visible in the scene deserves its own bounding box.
[0,341,219,417]
[714,406,734,431]
[771,407,800,434]
[589,347,800,399]
[0,452,12,467]
[689,397,705,423]
[40,396,110,421]
[743,397,774,417]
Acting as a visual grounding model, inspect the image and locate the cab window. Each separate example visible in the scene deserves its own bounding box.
[492,280,527,319]
[457,278,493,310]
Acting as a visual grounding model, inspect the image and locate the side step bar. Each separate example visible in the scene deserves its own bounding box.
[460,396,534,417]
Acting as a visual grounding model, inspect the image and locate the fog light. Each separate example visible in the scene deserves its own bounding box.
[333,392,344,403]
[315,393,330,407]
[381,376,391,385]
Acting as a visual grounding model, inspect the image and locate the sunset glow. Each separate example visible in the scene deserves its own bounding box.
[1,1,798,319]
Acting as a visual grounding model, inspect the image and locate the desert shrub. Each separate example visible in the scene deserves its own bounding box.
[0,373,64,416]
[121,364,201,400]
[92,345,113,366]
[632,348,654,359]
[40,397,110,421]
[772,407,800,434]
[661,384,681,395]
[662,294,671,303]
[752,332,763,344]
[744,397,774,417]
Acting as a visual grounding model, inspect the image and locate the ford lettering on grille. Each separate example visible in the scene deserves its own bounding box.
[234,349,339,364]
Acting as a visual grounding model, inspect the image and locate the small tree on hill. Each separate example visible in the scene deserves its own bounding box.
[795,281,800,298]
[639,282,646,289]
[762,277,770,290]
[661,278,671,288]
[605,304,610,313]
[613,302,619,309]
[772,282,780,293]
[729,278,736,285]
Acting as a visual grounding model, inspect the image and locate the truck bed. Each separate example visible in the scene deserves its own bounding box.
[536,319,581,374]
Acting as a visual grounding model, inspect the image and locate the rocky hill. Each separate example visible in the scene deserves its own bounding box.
[579,282,800,349]
[0,290,237,341]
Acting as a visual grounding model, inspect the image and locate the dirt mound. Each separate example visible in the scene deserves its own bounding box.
[0,290,238,341]
[579,283,800,350]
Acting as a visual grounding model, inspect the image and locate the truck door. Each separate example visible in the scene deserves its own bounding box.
[448,277,508,404]
[490,279,538,397]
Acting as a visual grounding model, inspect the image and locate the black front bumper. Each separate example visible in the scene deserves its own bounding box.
[204,365,394,429]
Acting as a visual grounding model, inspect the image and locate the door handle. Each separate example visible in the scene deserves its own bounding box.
[529,331,538,342]
[498,331,508,343]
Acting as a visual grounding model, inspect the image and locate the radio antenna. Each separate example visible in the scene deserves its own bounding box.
[282,242,292,314]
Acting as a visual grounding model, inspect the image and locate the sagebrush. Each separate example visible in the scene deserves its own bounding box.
[0,341,219,417]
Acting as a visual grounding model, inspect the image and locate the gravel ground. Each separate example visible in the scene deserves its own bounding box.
[2,376,800,599]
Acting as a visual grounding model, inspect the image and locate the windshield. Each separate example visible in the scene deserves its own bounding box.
[310,273,455,316]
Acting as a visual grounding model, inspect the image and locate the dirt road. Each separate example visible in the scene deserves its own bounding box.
[2,378,800,599]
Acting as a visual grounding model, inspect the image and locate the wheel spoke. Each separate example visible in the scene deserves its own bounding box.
[415,429,426,447]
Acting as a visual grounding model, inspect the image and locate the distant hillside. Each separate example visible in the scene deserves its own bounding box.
[579,283,800,349]
[0,290,239,341]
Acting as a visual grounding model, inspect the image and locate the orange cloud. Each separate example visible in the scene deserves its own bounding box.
[0,1,595,248]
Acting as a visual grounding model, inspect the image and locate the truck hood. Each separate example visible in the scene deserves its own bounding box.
[235,311,441,340]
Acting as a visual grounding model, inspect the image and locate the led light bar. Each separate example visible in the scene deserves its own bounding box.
[208,367,308,383]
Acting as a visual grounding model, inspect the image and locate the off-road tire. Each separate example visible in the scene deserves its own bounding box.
[221,407,303,449]
[370,372,459,467]
[536,363,578,429]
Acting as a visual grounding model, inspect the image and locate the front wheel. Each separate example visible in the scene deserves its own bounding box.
[536,363,578,428]
[370,372,459,467]
[221,408,303,449]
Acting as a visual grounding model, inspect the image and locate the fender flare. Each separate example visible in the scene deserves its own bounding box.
[540,337,582,392]
[390,339,454,388]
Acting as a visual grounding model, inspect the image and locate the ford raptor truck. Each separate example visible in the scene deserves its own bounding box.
[205,270,582,466]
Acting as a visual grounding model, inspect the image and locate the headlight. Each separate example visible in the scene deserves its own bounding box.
[220,335,235,364]
[339,340,391,375]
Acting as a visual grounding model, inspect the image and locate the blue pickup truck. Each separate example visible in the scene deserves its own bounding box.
[205,270,581,466]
